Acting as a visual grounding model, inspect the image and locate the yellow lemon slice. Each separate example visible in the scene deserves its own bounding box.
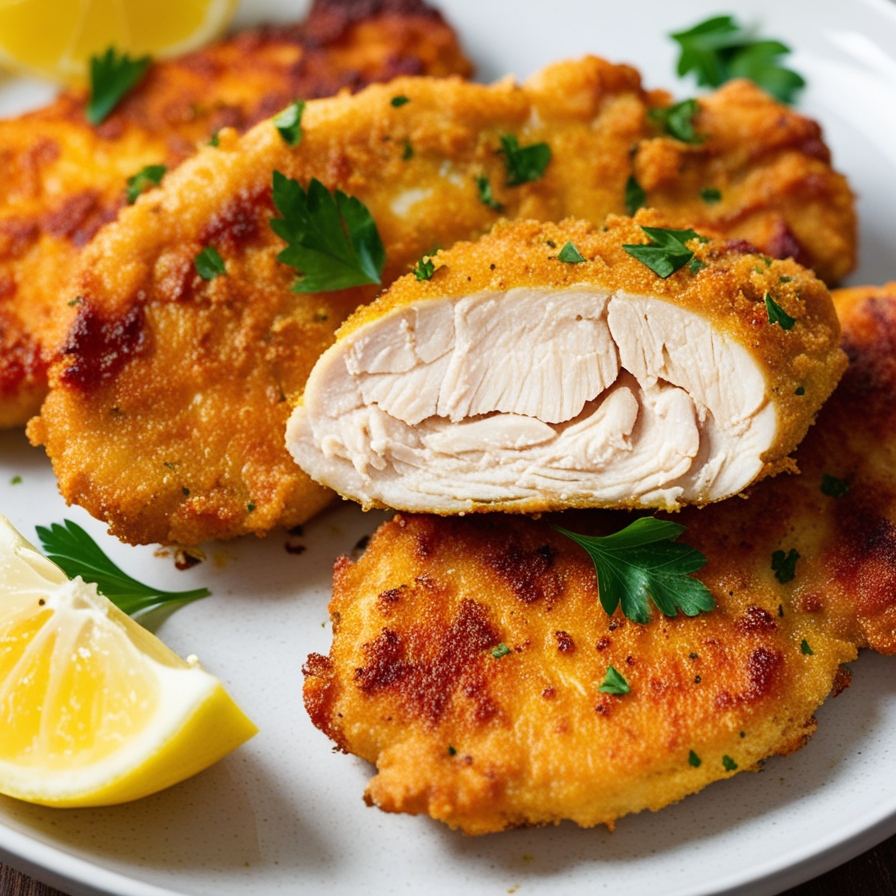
[0,0,239,85]
[0,513,257,807]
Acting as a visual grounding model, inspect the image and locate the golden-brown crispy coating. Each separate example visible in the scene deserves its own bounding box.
[0,0,473,428]
[302,286,896,834]
[304,512,856,834]
[288,213,846,514]
[30,57,855,545]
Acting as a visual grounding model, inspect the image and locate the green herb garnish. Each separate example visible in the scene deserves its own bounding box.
[670,15,805,104]
[598,665,631,695]
[36,519,209,616]
[413,256,435,280]
[208,130,220,147]
[558,242,585,264]
[270,171,385,293]
[622,226,707,278]
[390,95,410,107]
[700,187,722,203]
[498,134,552,186]
[688,750,702,768]
[273,101,305,147]
[625,175,646,215]
[801,639,814,655]
[772,548,799,584]
[555,518,715,624]
[722,754,738,772]
[87,47,151,126]
[125,164,167,204]
[820,475,850,498]
[491,642,511,659]
[765,293,796,329]
[10,475,22,485]
[475,175,504,211]
[402,140,414,160]
[195,246,227,280]
[648,98,704,143]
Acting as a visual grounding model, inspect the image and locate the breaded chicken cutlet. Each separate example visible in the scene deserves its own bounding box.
[301,284,896,834]
[29,56,855,546]
[0,0,473,428]
[288,214,846,513]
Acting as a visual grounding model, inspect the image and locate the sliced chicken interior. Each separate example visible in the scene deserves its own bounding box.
[287,213,847,514]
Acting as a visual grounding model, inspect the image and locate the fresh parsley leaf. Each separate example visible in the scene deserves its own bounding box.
[87,47,151,126]
[700,186,722,203]
[195,246,227,280]
[208,130,220,147]
[598,665,630,695]
[554,517,715,624]
[498,134,552,186]
[688,257,707,275]
[625,175,646,215]
[558,242,585,263]
[622,225,707,278]
[772,548,799,584]
[648,98,704,143]
[491,642,511,658]
[125,164,166,204]
[413,255,435,280]
[402,139,414,160]
[688,750,702,768]
[765,293,796,329]
[820,474,850,498]
[270,171,385,292]
[801,639,814,655]
[475,175,504,211]
[722,755,738,771]
[670,15,805,104]
[273,101,305,147]
[390,95,410,107]
[36,519,210,616]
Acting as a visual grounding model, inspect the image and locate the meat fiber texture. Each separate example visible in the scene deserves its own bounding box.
[288,213,847,514]
[302,284,896,835]
[30,55,854,545]
[0,0,472,428]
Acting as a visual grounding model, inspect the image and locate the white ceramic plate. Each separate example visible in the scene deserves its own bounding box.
[2,0,896,894]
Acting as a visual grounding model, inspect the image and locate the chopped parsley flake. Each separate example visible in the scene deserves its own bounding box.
[413,256,435,280]
[273,101,305,147]
[498,134,552,186]
[448,745,457,756]
[688,750,702,768]
[622,226,708,279]
[625,175,646,215]
[820,474,850,498]
[390,95,410,107]
[195,246,227,280]
[10,475,22,485]
[67,296,83,307]
[491,642,511,659]
[598,665,631,695]
[87,47,151,126]
[772,548,800,584]
[475,175,504,211]
[125,164,167,204]
[700,187,722,203]
[555,517,715,624]
[722,755,738,772]
[208,130,220,147]
[402,140,414,160]
[557,242,586,264]
[801,639,814,655]
[765,293,796,329]
[795,385,805,396]
[648,98,704,143]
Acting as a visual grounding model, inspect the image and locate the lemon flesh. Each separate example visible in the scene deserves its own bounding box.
[0,0,239,84]
[0,514,257,807]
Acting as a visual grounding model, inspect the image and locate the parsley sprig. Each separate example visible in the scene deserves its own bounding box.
[498,134,552,186]
[87,47,151,126]
[648,98,704,144]
[270,172,385,293]
[670,15,805,104]
[622,226,708,278]
[555,518,715,624]
[125,164,166,204]
[36,519,209,616]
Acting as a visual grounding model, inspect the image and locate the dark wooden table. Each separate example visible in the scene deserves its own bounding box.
[3,830,896,895]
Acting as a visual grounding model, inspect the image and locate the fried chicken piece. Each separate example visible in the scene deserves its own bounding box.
[301,285,896,834]
[0,0,473,428]
[287,213,846,513]
[30,57,855,545]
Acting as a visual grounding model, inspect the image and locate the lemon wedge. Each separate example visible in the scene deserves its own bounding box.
[0,0,239,85]
[0,513,257,807]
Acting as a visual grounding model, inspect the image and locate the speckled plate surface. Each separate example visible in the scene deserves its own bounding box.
[2,1,896,894]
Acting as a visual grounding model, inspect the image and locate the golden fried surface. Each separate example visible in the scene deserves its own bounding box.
[30,56,855,545]
[0,0,472,428]
[289,213,845,513]
[302,286,896,834]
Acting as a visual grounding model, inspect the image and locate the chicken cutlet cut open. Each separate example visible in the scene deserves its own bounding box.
[288,213,846,514]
